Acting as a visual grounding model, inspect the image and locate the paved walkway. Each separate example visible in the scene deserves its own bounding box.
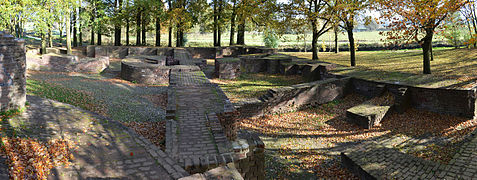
[342,130,477,179]
[1,96,188,179]
[166,69,234,173]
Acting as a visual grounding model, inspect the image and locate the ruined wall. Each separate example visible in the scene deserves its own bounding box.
[234,130,265,180]
[0,32,26,111]
[236,78,351,118]
[350,78,477,119]
[86,45,277,60]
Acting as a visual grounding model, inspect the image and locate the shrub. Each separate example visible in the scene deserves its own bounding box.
[263,29,279,48]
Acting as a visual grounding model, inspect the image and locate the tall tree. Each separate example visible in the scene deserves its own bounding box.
[114,0,123,46]
[155,0,164,46]
[377,0,467,74]
[286,0,332,60]
[229,0,237,45]
[333,0,369,67]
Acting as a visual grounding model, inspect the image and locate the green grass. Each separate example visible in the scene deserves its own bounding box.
[26,79,107,115]
[211,73,306,102]
[285,48,477,88]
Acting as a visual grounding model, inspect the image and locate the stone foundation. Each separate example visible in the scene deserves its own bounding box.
[236,78,351,118]
[234,130,265,180]
[215,58,241,79]
[0,32,26,111]
[351,78,477,119]
[121,57,170,85]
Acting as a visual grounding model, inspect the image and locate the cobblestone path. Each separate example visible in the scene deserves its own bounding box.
[1,96,188,179]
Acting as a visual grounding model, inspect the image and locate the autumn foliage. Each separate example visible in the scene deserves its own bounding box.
[1,138,76,179]
[377,0,468,74]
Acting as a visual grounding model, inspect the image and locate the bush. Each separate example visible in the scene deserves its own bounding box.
[263,29,279,48]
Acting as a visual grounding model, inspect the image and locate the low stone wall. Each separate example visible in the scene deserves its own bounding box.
[350,78,477,119]
[94,46,129,58]
[234,130,265,180]
[260,77,351,115]
[128,47,158,56]
[186,47,218,59]
[239,54,268,73]
[215,58,241,79]
[0,32,27,111]
[27,54,109,73]
[70,57,109,73]
[236,78,351,118]
[121,57,170,85]
[86,45,278,60]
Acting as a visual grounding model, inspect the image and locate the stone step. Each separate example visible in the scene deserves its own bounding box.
[346,103,391,129]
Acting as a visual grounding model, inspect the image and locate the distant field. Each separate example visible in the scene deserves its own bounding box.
[62,30,447,49]
[285,48,477,89]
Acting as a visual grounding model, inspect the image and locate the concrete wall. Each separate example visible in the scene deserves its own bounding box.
[0,32,26,111]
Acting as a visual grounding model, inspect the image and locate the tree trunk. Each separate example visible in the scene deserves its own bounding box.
[176,25,181,47]
[334,27,339,53]
[97,33,102,45]
[156,17,161,46]
[48,25,53,47]
[90,14,95,45]
[73,10,77,47]
[114,0,122,46]
[168,26,172,47]
[217,0,222,47]
[79,23,83,47]
[126,18,130,45]
[213,0,218,46]
[229,0,236,45]
[421,29,433,74]
[78,0,83,47]
[311,19,318,60]
[346,25,356,67]
[168,0,173,47]
[41,32,47,54]
[237,18,245,45]
[66,11,72,54]
[136,10,141,46]
[142,12,146,45]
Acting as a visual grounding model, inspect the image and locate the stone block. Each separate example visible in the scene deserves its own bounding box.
[70,57,110,73]
[45,47,60,54]
[128,47,157,56]
[41,53,79,70]
[121,57,171,85]
[86,45,95,57]
[260,54,293,74]
[215,58,241,79]
[239,54,268,73]
[346,103,391,129]
[0,32,27,111]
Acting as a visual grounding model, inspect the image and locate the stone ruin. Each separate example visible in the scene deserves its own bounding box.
[27,47,109,73]
[215,53,336,81]
[0,32,26,111]
[120,48,206,85]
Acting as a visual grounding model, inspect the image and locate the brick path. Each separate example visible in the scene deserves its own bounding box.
[1,96,188,179]
[342,130,477,179]
[166,69,234,173]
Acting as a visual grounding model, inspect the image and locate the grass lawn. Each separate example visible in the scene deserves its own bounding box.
[285,48,477,88]
[210,73,306,102]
